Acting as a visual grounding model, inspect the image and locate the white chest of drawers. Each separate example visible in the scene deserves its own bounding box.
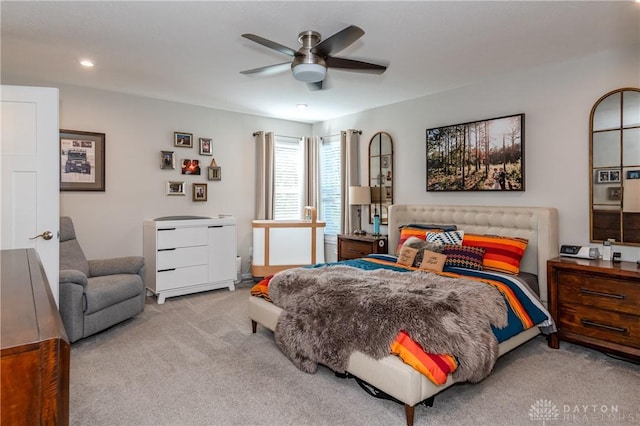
[143,216,237,304]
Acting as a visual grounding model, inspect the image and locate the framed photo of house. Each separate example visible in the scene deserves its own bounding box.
[199,138,213,155]
[166,180,185,195]
[161,151,175,169]
[426,113,525,191]
[60,129,106,192]
[193,183,207,201]
[627,170,640,180]
[208,166,221,181]
[174,131,193,148]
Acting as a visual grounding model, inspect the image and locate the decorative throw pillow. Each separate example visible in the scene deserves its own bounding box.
[442,244,485,271]
[426,230,465,245]
[403,237,444,267]
[395,224,457,253]
[418,250,447,272]
[404,224,457,231]
[396,226,429,254]
[462,234,528,275]
[396,245,419,267]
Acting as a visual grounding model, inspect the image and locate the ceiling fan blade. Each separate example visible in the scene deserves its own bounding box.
[242,34,299,57]
[240,62,291,76]
[311,25,364,57]
[325,56,387,73]
[307,80,323,91]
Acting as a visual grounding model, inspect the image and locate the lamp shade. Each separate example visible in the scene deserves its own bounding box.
[349,186,371,205]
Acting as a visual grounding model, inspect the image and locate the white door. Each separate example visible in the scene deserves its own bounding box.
[1,85,60,304]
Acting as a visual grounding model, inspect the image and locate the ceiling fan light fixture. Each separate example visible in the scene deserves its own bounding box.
[292,63,326,83]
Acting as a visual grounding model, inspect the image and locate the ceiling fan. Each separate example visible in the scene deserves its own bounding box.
[240,25,387,91]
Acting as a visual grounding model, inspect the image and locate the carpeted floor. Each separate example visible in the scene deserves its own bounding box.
[69,282,640,426]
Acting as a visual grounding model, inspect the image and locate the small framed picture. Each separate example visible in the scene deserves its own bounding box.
[174,132,193,148]
[166,180,185,196]
[193,183,207,201]
[161,151,175,169]
[597,169,621,184]
[199,138,213,156]
[181,159,201,175]
[627,170,640,180]
[208,166,221,181]
[607,187,622,201]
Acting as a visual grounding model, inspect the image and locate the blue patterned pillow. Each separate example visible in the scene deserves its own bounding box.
[442,244,485,270]
[426,230,465,245]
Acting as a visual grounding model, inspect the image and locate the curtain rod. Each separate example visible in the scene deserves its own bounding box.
[251,132,301,140]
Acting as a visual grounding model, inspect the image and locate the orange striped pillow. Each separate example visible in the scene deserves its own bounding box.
[462,234,528,275]
[396,227,428,254]
[390,330,457,385]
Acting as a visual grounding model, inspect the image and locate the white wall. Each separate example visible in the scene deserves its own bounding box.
[58,86,311,275]
[51,44,640,269]
[314,46,640,261]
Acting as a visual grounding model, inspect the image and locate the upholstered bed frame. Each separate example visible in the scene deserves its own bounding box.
[248,204,559,426]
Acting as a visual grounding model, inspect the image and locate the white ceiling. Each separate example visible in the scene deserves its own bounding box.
[2,1,639,123]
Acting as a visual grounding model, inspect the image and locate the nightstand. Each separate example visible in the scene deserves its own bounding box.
[337,234,388,261]
[547,256,640,360]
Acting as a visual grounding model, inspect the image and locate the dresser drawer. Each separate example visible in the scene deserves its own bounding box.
[157,227,207,249]
[156,264,208,291]
[558,303,640,349]
[339,240,374,260]
[557,271,640,315]
[157,246,208,269]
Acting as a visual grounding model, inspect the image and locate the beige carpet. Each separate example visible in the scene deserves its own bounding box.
[69,282,640,426]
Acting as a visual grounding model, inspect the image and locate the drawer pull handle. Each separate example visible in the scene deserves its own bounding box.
[158,268,176,273]
[580,319,627,334]
[158,228,176,231]
[208,225,223,228]
[158,248,176,252]
[347,249,364,254]
[579,288,626,299]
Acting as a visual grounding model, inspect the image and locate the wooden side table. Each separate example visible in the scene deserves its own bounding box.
[547,256,640,360]
[337,234,388,261]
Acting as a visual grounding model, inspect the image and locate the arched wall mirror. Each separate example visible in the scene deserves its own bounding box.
[590,87,640,246]
[368,132,393,225]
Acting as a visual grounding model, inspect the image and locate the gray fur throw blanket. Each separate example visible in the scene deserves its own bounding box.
[269,265,507,383]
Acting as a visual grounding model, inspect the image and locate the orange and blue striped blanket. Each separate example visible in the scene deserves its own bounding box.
[250,255,552,386]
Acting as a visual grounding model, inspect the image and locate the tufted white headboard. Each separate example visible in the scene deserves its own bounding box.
[388,205,559,305]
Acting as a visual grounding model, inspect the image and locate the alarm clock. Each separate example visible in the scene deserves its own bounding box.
[560,245,600,260]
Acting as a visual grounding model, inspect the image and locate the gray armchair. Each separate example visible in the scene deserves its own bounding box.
[59,216,145,342]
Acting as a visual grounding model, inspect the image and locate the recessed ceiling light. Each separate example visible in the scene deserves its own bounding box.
[296,104,308,110]
[79,59,94,68]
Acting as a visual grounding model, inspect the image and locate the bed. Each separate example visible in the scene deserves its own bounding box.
[248,204,559,426]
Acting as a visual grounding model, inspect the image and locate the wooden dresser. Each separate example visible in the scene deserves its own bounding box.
[547,256,640,360]
[1,249,70,425]
[337,234,388,261]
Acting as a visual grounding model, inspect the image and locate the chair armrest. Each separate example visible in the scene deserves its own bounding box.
[88,256,144,277]
[59,269,89,287]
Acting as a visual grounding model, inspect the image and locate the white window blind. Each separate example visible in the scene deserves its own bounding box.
[319,135,341,238]
[273,135,304,220]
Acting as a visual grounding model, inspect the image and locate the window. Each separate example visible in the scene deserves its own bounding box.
[319,135,341,239]
[273,136,304,220]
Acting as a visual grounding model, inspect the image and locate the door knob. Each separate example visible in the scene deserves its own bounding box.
[30,231,54,240]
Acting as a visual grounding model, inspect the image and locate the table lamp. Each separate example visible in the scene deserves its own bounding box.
[349,186,371,235]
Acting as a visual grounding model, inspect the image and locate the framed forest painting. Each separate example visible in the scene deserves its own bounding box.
[426,114,525,191]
